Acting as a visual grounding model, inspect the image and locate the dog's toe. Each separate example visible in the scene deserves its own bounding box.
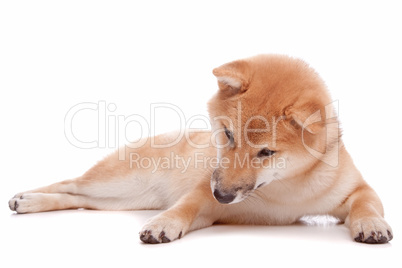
[159,231,171,243]
[387,230,393,241]
[8,198,17,211]
[140,230,160,244]
[8,195,24,212]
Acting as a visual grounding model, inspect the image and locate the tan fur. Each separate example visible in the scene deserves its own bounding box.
[9,54,392,244]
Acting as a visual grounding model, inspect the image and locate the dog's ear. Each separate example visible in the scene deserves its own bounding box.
[213,60,250,96]
[285,103,325,134]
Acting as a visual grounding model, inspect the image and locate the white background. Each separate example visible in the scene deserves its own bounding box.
[1,1,401,267]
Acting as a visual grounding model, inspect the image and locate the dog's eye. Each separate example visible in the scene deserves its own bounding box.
[224,126,234,143]
[257,148,275,158]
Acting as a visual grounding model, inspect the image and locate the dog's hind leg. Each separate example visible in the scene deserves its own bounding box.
[8,167,177,214]
[9,193,111,213]
[8,167,179,214]
[9,151,182,213]
[9,132,214,214]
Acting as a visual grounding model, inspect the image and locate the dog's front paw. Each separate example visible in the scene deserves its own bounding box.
[139,215,186,244]
[351,217,393,244]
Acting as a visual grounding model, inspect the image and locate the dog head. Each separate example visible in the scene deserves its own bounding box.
[208,54,340,204]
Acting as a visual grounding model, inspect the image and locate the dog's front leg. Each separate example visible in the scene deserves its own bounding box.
[344,183,393,244]
[139,181,220,244]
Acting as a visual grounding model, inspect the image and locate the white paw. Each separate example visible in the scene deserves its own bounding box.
[139,214,187,244]
[8,193,46,214]
[351,217,393,244]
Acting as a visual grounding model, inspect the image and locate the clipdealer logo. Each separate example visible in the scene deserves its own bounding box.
[64,100,339,167]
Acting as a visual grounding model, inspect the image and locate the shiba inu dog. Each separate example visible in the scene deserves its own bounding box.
[8,55,393,244]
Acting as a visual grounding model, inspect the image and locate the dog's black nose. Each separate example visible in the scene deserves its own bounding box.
[213,189,235,204]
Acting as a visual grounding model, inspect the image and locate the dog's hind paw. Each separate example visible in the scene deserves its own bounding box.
[8,193,47,214]
[9,197,19,211]
[139,215,185,244]
[351,217,393,244]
